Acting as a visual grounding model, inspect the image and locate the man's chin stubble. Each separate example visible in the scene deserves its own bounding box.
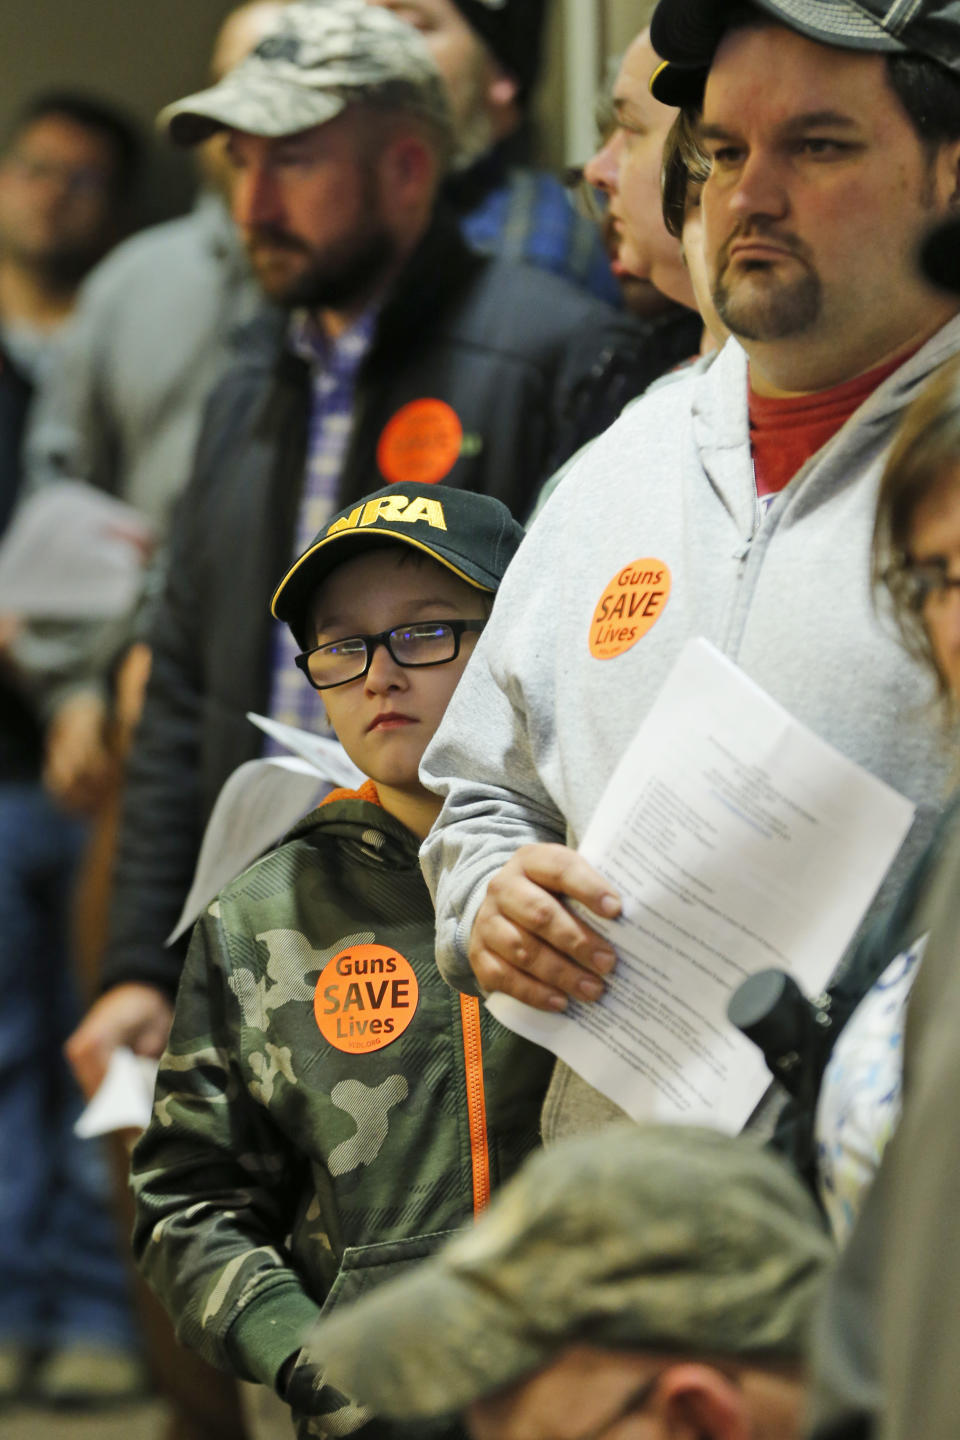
[713,268,821,342]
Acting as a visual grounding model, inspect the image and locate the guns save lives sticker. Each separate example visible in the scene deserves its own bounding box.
[589,558,671,659]
[377,399,463,486]
[314,944,419,1054]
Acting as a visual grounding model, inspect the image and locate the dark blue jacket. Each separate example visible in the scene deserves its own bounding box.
[0,348,43,783]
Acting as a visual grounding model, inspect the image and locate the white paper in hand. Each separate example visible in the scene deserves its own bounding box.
[74,1047,159,1138]
[246,712,366,786]
[167,717,364,944]
[0,480,154,618]
[487,638,917,1133]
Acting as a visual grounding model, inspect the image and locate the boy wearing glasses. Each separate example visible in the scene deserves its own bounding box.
[130,483,552,1439]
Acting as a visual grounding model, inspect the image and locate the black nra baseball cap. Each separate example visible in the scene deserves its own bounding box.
[649,0,960,105]
[271,483,524,645]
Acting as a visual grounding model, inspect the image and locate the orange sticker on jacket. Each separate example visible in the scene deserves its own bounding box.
[589,558,671,659]
[314,944,419,1054]
[377,399,463,485]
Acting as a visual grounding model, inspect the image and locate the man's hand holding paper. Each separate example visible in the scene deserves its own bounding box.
[469,843,621,1010]
[483,639,918,1134]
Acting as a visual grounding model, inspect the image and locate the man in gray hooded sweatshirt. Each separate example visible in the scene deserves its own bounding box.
[420,0,960,1140]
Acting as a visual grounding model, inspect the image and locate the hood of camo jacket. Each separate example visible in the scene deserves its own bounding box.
[131,786,553,1439]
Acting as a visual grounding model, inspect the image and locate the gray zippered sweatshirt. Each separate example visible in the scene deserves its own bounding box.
[420,323,960,1142]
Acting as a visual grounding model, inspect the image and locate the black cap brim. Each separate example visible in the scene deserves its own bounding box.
[649,58,706,107]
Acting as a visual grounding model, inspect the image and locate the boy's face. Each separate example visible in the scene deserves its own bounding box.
[308,547,487,797]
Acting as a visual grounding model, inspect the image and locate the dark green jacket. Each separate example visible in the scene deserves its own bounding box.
[131,784,553,1438]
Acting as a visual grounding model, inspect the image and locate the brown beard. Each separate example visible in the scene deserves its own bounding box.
[246,223,397,311]
[712,224,821,341]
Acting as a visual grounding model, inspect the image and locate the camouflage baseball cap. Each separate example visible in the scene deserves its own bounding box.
[159,0,451,146]
[308,1123,833,1421]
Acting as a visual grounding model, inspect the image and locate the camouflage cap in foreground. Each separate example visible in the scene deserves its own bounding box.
[309,1123,834,1420]
[159,0,451,146]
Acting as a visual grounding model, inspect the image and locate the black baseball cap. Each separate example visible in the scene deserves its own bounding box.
[271,483,524,644]
[649,0,960,105]
[448,0,548,101]
[648,58,706,108]
[921,213,960,296]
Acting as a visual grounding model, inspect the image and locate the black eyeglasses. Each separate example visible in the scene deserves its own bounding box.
[886,557,960,612]
[295,619,486,691]
[10,151,113,198]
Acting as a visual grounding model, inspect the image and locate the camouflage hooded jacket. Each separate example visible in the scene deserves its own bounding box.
[131,784,553,1438]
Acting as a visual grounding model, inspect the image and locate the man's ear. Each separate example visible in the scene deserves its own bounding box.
[939,137,960,207]
[379,134,435,210]
[487,70,519,111]
[653,1363,751,1440]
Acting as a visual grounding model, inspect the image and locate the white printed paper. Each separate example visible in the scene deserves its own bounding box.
[0,481,154,618]
[488,638,916,1133]
[247,711,365,784]
[74,1047,159,1137]
[167,717,364,943]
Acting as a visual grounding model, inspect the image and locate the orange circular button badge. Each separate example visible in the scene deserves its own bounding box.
[377,399,463,486]
[314,944,419,1054]
[589,558,672,660]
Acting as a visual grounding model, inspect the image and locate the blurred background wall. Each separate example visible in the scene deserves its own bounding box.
[0,0,656,219]
[0,0,245,220]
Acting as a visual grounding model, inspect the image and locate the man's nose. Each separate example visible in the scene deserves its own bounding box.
[232,163,281,229]
[726,149,789,223]
[365,639,407,691]
[584,129,622,196]
[16,157,85,207]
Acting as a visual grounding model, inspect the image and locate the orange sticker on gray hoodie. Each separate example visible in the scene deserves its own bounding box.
[589,559,671,659]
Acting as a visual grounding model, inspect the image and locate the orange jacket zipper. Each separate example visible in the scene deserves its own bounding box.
[459,995,490,1214]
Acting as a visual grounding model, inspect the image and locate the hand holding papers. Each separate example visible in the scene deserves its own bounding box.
[487,639,916,1132]
[84,718,362,1139]
[74,1047,159,1138]
[0,481,154,618]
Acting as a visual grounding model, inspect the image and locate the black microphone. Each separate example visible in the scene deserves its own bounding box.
[728,969,832,1102]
